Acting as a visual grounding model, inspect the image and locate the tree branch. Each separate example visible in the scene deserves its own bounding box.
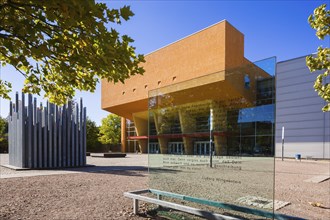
[6,1,61,31]
[0,50,27,78]
[7,0,41,10]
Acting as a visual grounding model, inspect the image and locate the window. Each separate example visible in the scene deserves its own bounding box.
[244,74,250,89]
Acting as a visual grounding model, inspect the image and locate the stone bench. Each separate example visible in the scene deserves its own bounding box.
[90,153,126,158]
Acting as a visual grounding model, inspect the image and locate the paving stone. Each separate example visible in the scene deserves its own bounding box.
[236,195,290,210]
[304,174,330,183]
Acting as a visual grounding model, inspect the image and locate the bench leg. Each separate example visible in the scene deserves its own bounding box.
[157,194,163,208]
[133,198,139,214]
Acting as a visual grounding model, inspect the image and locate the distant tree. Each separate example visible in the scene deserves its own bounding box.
[86,117,101,152]
[0,0,145,104]
[98,114,121,145]
[306,4,330,111]
[0,117,8,153]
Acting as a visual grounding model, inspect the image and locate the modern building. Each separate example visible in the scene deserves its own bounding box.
[101,20,329,159]
[275,56,329,159]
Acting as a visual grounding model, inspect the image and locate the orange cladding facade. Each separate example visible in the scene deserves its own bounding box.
[101,20,269,153]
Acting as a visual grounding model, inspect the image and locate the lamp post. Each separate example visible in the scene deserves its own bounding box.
[281,126,285,161]
[209,108,213,168]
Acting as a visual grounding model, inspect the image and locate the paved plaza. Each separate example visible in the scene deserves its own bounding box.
[0,153,148,179]
[0,153,329,219]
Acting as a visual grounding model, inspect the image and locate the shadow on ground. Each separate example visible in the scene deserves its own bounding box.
[59,165,148,176]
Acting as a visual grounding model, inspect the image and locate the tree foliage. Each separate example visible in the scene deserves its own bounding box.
[0,0,145,104]
[86,117,101,152]
[306,4,330,111]
[0,116,8,142]
[98,114,121,145]
[0,117,8,153]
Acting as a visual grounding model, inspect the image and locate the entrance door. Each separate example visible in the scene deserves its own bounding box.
[149,143,159,154]
[168,142,184,154]
[194,141,212,155]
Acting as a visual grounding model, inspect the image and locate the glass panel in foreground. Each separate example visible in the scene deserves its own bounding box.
[148,58,276,218]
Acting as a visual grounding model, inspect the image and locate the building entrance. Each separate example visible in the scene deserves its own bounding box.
[168,142,184,154]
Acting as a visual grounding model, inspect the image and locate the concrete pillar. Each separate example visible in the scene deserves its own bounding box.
[178,109,196,155]
[158,138,169,154]
[183,137,194,155]
[138,139,148,153]
[211,102,227,155]
[121,117,127,153]
[214,136,227,155]
[152,111,170,154]
[133,115,148,153]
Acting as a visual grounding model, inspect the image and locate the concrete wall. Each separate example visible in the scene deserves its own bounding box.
[275,56,330,159]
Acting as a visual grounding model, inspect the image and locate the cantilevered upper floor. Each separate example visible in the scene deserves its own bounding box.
[101,20,271,120]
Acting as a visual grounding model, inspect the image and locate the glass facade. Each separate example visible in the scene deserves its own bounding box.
[126,120,138,152]
[148,58,276,218]
[233,78,275,156]
[148,72,275,157]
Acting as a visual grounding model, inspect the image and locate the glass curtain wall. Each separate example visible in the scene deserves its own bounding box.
[126,119,138,152]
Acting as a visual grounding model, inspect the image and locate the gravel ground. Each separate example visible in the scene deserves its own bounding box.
[0,154,329,219]
[0,170,152,220]
[0,154,148,178]
[0,154,152,220]
[275,159,330,219]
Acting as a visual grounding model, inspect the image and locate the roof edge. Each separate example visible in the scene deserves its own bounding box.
[145,19,240,56]
[277,53,315,64]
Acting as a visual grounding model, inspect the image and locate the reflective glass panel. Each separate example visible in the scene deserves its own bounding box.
[148,57,276,218]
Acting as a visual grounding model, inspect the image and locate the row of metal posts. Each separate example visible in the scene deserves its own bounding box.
[8,93,86,168]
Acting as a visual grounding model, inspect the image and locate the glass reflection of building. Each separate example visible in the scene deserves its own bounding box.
[145,74,275,156]
[234,77,275,156]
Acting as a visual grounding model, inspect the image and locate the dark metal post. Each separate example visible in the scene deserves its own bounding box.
[209,108,213,168]
[281,126,284,161]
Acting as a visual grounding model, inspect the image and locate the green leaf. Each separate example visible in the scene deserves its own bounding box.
[0,0,145,104]
[307,4,330,111]
[120,5,134,21]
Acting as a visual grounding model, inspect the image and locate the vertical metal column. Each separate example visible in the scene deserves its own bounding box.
[79,99,83,166]
[8,93,87,169]
[67,101,71,167]
[63,104,67,167]
[58,107,62,168]
[27,94,33,168]
[38,103,43,168]
[20,94,25,168]
[49,103,53,168]
[83,107,87,165]
[71,107,75,166]
[43,104,48,168]
[33,98,37,168]
[54,105,58,168]
[75,103,79,167]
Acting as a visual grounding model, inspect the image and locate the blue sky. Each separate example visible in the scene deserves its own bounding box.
[0,0,328,125]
